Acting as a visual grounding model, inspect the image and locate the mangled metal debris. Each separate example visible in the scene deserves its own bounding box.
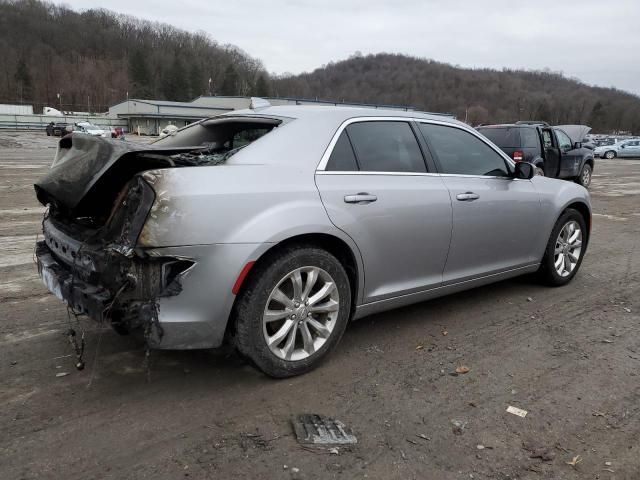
[293,414,357,445]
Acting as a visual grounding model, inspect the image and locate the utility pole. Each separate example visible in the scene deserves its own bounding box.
[57,92,62,112]
[208,77,212,96]
[87,94,90,115]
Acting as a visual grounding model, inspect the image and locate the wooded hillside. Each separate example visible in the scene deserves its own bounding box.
[0,0,270,112]
[273,53,640,134]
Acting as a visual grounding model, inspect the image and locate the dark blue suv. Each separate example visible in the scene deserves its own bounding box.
[477,122,594,187]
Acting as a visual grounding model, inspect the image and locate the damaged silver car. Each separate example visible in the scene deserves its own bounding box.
[35,102,591,377]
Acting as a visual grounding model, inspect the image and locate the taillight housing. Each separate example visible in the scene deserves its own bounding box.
[512,151,524,162]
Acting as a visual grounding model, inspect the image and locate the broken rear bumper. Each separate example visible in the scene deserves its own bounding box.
[36,226,273,350]
[36,241,111,319]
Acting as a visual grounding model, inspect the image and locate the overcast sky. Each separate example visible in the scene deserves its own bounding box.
[63,0,640,95]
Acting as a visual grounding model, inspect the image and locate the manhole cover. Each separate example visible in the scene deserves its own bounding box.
[293,414,357,445]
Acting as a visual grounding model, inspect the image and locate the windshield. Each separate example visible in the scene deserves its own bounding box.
[477,127,521,148]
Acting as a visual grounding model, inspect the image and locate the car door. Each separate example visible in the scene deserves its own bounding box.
[554,128,582,178]
[315,119,452,303]
[541,128,561,177]
[620,140,640,158]
[417,122,543,284]
[629,141,640,158]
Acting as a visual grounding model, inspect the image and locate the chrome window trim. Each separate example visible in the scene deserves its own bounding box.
[315,115,516,174]
[315,171,439,177]
[315,171,516,180]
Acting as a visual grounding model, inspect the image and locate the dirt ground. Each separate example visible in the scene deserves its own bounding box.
[1,131,639,480]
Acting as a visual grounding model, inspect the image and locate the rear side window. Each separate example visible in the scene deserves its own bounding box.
[520,128,540,148]
[326,131,358,171]
[346,121,426,172]
[477,127,521,148]
[420,123,510,177]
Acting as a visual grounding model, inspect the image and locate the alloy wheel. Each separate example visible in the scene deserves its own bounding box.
[605,151,615,159]
[581,167,591,186]
[554,221,583,277]
[262,266,339,361]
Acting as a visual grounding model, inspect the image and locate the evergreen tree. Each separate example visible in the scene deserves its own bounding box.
[189,62,203,98]
[219,64,239,96]
[129,49,152,98]
[14,57,33,100]
[162,56,189,101]
[254,74,271,97]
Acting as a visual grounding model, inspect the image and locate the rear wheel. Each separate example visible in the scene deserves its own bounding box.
[538,209,587,286]
[604,150,616,159]
[577,163,592,187]
[233,245,351,378]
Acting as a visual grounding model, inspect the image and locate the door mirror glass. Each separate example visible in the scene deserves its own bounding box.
[574,142,582,149]
[514,161,535,179]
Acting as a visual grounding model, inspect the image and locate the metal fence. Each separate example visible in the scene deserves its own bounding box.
[0,113,127,131]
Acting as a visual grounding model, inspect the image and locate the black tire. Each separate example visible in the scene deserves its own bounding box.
[576,163,592,187]
[538,208,587,286]
[233,245,352,378]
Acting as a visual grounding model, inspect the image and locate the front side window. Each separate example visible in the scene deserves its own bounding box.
[346,121,426,173]
[542,130,554,149]
[419,123,510,177]
[555,129,573,151]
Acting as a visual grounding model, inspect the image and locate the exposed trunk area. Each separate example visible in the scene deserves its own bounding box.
[33,116,281,340]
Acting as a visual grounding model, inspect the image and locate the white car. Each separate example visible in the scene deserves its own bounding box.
[74,122,108,137]
[159,124,179,138]
[594,139,640,159]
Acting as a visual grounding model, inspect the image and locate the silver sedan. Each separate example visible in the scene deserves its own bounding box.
[34,104,591,377]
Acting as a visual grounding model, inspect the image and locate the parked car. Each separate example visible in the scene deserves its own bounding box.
[476,122,595,187]
[34,105,591,377]
[159,124,179,138]
[594,139,640,159]
[74,122,108,137]
[594,137,620,148]
[50,122,72,137]
[110,127,124,138]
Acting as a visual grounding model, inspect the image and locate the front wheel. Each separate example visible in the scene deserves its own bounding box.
[538,209,587,286]
[233,245,351,378]
[604,150,616,159]
[577,163,592,187]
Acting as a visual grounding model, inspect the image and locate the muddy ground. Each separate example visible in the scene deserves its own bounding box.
[0,131,639,480]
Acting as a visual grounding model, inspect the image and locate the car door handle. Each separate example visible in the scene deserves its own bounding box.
[344,193,378,204]
[456,192,480,201]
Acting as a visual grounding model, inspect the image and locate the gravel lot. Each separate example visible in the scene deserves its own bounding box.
[1,131,639,480]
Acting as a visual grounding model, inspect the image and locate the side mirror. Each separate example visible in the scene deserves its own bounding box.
[514,161,535,180]
[574,142,582,149]
[620,145,626,148]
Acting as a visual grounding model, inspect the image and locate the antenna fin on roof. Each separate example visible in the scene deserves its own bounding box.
[250,97,271,110]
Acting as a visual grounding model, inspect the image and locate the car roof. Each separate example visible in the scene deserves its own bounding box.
[227,104,464,127]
